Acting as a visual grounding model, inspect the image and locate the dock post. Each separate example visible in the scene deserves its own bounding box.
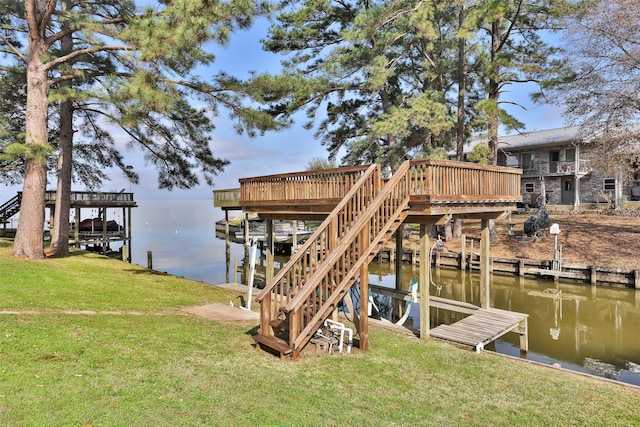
[460,235,466,270]
[634,270,639,290]
[519,318,529,354]
[518,259,525,277]
[590,266,597,286]
[480,220,490,309]
[265,219,274,284]
[419,224,429,339]
[393,229,403,319]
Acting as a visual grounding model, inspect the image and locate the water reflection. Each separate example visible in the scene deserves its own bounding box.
[230,248,640,385]
[366,262,640,386]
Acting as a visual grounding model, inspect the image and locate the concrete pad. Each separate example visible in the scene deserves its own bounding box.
[183,303,260,322]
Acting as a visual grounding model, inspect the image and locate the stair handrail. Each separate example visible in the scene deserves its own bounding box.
[0,193,21,221]
[254,164,381,334]
[284,161,412,353]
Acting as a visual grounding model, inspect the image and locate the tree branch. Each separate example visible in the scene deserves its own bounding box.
[0,35,26,62]
[44,45,133,71]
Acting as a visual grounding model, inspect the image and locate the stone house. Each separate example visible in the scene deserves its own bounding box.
[459,126,640,208]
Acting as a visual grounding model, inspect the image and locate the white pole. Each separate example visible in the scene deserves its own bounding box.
[243,238,258,311]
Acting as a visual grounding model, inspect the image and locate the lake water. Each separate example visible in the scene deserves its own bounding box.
[125,199,640,386]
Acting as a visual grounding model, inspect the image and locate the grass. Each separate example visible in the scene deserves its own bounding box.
[1,237,639,426]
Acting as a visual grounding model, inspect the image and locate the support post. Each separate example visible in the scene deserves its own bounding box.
[127,207,132,262]
[101,208,107,254]
[74,207,80,247]
[635,270,640,290]
[460,234,466,270]
[292,220,298,254]
[519,318,529,354]
[224,210,231,283]
[359,226,370,351]
[518,259,525,277]
[395,228,403,285]
[147,250,153,269]
[265,219,275,285]
[393,228,403,320]
[480,219,490,309]
[419,224,429,339]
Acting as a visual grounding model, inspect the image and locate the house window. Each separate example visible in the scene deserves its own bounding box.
[603,178,616,191]
[505,154,519,168]
[549,150,560,173]
[521,152,534,171]
[524,183,535,193]
[565,147,576,162]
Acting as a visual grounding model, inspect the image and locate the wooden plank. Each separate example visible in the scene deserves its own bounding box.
[430,308,528,352]
[253,334,293,357]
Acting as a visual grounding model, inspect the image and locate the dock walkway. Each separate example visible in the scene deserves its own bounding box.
[430,306,528,353]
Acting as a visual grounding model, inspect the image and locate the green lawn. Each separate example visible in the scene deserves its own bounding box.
[1,238,638,426]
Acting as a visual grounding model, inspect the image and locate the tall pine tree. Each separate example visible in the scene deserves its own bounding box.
[0,0,281,259]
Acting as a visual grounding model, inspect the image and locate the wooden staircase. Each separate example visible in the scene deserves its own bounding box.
[0,193,21,224]
[253,161,412,358]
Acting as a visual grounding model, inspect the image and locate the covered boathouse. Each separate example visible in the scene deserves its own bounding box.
[45,190,136,261]
[233,159,527,358]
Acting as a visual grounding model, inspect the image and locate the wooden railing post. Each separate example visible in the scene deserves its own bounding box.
[261,292,273,337]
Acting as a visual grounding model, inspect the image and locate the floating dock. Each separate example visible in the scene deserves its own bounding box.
[430,305,528,353]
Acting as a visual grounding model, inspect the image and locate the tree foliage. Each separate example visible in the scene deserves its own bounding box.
[542,0,640,180]
[306,156,338,170]
[0,0,281,259]
[255,0,568,170]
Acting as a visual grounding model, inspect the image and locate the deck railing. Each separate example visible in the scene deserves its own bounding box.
[213,188,241,208]
[408,159,522,202]
[45,191,135,203]
[239,165,370,205]
[239,160,521,208]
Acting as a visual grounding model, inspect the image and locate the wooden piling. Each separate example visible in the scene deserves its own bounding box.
[419,224,429,339]
[480,220,490,309]
[147,250,153,269]
[460,235,466,270]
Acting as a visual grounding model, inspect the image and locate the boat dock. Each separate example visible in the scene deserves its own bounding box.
[430,305,528,353]
[369,285,528,353]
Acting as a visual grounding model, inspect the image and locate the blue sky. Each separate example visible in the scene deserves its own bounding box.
[0,18,565,203]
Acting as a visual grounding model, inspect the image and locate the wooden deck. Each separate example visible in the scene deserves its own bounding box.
[233,159,523,358]
[430,306,528,353]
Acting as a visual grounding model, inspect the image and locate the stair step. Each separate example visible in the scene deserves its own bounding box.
[270,318,289,332]
[253,334,293,358]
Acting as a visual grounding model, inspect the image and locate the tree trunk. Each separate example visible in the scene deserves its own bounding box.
[454,5,466,240]
[50,1,74,256]
[13,28,49,259]
[455,4,466,162]
[50,97,73,256]
[486,18,502,244]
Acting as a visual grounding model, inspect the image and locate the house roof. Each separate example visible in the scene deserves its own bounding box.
[457,126,582,155]
[498,126,581,151]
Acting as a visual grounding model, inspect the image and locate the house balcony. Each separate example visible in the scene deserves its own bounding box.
[519,160,590,178]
